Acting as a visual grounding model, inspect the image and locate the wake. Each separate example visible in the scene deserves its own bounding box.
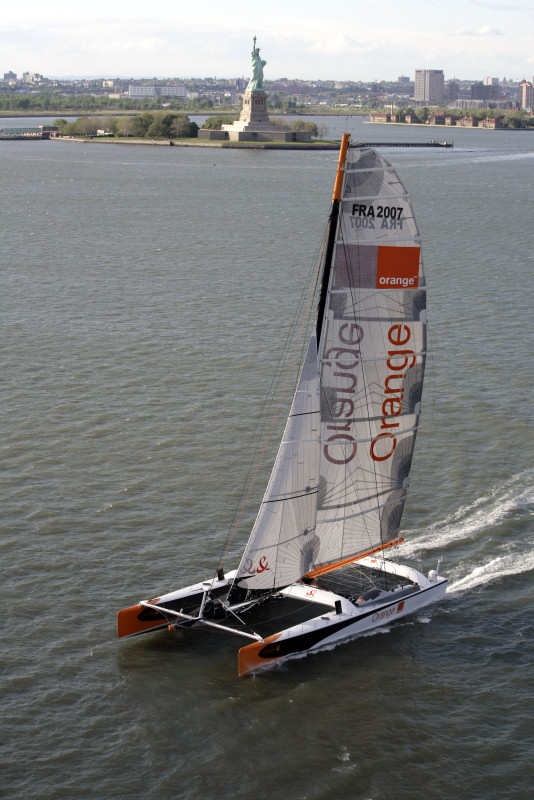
[398,470,534,593]
[448,550,534,593]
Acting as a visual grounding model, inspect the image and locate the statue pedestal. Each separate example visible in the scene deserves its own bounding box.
[221,90,311,142]
[236,91,273,127]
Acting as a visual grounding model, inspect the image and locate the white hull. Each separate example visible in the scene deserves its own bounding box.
[117,558,447,675]
[237,558,447,674]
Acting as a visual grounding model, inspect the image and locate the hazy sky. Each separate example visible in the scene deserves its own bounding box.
[2,0,533,81]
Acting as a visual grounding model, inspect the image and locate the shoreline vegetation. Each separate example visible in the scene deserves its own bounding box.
[1,103,532,129]
[8,107,530,147]
[39,112,329,143]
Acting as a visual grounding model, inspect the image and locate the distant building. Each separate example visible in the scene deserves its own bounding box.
[128,85,187,99]
[483,77,499,86]
[457,116,479,127]
[369,112,398,123]
[470,82,500,101]
[479,117,505,129]
[414,69,444,104]
[22,72,43,84]
[397,76,410,84]
[519,80,534,109]
[3,70,17,82]
[445,80,459,104]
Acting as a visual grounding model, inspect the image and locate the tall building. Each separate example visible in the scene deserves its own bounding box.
[519,80,534,109]
[445,79,459,104]
[414,69,444,104]
[470,82,500,101]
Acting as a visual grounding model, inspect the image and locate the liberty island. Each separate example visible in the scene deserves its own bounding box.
[201,37,312,143]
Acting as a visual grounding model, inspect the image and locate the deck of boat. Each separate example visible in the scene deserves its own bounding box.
[207,562,415,641]
[315,562,414,601]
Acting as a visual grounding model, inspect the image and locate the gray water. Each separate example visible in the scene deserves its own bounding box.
[2,118,533,800]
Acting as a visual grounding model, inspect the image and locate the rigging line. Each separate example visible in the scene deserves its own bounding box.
[220,224,325,534]
[232,218,327,465]
[216,221,330,571]
[213,595,264,634]
[204,219,329,570]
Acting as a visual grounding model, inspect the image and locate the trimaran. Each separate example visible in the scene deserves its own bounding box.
[117,134,447,674]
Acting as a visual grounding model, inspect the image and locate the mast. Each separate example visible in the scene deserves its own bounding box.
[316,133,350,347]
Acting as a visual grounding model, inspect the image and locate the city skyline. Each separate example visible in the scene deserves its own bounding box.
[1,0,533,82]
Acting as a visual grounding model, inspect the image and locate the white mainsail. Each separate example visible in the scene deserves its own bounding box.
[233,145,426,593]
[313,147,426,572]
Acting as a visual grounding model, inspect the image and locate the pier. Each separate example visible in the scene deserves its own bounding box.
[353,140,453,148]
[0,127,55,140]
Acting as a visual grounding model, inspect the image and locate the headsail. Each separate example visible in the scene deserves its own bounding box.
[231,335,321,593]
[231,141,426,595]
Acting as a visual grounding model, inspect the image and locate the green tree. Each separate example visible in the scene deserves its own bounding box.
[53,118,69,134]
[116,116,135,137]
[170,116,198,138]
[202,114,238,129]
[303,121,318,136]
[131,112,154,137]
[63,120,81,136]
[289,120,318,136]
[77,117,100,136]
[147,118,169,138]
[417,107,430,123]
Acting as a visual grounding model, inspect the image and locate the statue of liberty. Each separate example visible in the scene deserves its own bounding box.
[246,36,266,92]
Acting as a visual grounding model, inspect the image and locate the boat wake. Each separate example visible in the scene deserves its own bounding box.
[448,549,534,593]
[401,151,534,171]
[400,469,534,593]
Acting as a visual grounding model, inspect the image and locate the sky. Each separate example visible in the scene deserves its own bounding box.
[1,0,533,82]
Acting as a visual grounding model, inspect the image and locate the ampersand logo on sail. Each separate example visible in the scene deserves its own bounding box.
[243,556,270,575]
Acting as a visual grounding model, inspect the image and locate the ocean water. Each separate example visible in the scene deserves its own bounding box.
[1,118,533,800]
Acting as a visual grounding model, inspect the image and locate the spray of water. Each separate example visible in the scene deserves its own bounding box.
[399,470,534,593]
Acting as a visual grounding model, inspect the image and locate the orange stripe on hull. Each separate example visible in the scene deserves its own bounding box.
[304,538,404,580]
[117,603,169,638]
[238,634,282,676]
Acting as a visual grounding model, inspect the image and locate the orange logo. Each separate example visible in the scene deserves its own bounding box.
[376,246,420,289]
